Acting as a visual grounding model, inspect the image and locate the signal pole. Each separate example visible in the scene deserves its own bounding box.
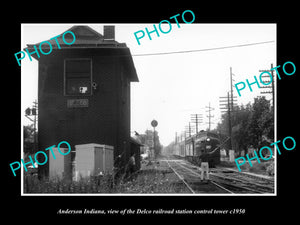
[151,120,158,158]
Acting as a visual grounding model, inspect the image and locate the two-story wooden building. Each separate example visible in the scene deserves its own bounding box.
[25,25,139,179]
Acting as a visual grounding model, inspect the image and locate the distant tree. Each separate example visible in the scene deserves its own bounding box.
[136,129,163,157]
[231,103,252,154]
[247,96,273,148]
[163,141,175,155]
[151,130,162,157]
[258,103,274,141]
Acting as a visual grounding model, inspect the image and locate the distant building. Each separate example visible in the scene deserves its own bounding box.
[25,25,139,178]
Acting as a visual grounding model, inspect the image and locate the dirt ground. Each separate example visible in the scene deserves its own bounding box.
[117,158,191,194]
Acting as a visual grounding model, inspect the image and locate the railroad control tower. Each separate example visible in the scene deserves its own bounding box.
[25,25,139,179]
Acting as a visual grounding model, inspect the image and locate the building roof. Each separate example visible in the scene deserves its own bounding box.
[27,25,125,49]
[130,137,144,146]
[25,25,138,82]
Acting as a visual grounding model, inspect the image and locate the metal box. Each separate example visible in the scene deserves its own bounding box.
[49,147,72,181]
[74,143,114,180]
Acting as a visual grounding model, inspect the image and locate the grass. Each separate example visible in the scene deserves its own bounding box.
[24,174,115,193]
[26,157,275,194]
[23,163,189,194]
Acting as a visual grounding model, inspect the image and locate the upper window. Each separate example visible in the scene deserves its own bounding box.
[64,59,92,95]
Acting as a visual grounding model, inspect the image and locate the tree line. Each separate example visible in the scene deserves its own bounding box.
[215,96,274,155]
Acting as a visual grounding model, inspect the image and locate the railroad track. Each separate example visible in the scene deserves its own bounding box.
[209,167,274,193]
[164,158,274,194]
[166,160,196,194]
[165,159,233,194]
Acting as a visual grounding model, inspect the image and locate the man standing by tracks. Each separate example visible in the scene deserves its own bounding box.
[200,154,209,183]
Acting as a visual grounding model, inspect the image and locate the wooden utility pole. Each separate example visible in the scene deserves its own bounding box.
[230,67,234,112]
[33,100,38,153]
[227,92,233,150]
[25,100,38,153]
[219,92,236,151]
[205,102,214,131]
[218,68,238,153]
[191,114,202,134]
[185,122,193,137]
[259,63,275,107]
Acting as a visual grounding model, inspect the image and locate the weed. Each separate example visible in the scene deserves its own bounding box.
[23,167,189,194]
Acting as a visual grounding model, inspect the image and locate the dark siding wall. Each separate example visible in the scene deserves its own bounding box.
[37,49,131,177]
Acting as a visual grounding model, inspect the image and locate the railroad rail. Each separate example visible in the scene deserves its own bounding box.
[209,167,274,194]
[166,160,195,194]
[164,159,233,194]
[164,158,274,194]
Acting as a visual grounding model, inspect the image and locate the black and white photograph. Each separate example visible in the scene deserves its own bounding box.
[20,23,276,195]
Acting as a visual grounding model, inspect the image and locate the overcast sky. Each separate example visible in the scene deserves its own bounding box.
[21,23,276,146]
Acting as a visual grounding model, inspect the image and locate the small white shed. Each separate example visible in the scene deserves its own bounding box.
[74,143,114,180]
[49,147,72,181]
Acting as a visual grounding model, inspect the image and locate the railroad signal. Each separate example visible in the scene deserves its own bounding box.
[151,119,158,128]
[151,119,158,158]
[25,107,31,116]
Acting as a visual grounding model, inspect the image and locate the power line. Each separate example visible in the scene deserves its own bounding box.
[132,40,274,57]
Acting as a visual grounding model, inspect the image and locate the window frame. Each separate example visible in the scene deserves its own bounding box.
[64,58,93,96]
